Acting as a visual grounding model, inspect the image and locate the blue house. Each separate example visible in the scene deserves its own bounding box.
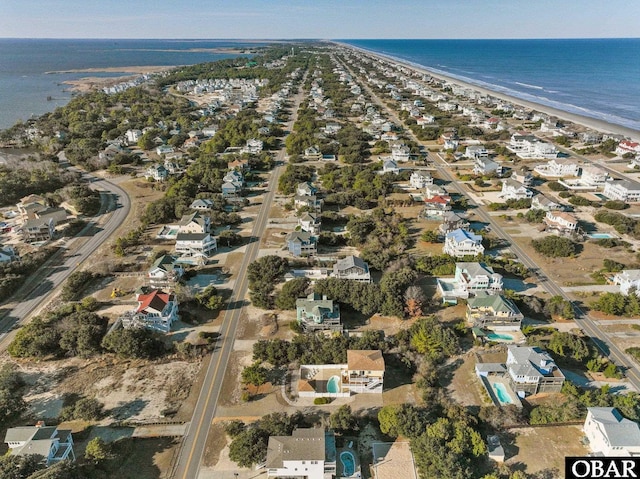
[286,231,317,257]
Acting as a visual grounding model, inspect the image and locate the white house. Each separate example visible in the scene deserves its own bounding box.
[156,145,175,156]
[304,145,322,161]
[465,145,489,160]
[615,140,640,156]
[474,157,503,176]
[266,428,336,479]
[509,134,558,159]
[296,182,317,197]
[391,144,411,162]
[148,255,184,288]
[409,171,433,189]
[578,166,609,188]
[121,289,179,333]
[382,159,400,174]
[243,138,263,154]
[4,422,75,466]
[533,158,580,178]
[504,345,565,396]
[511,167,534,187]
[144,164,169,182]
[530,194,562,211]
[443,229,484,257]
[331,255,371,282]
[544,210,578,234]
[603,179,640,203]
[437,262,503,303]
[583,407,640,457]
[499,179,533,201]
[612,269,640,295]
[174,233,217,261]
[298,212,321,235]
[190,198,214,211]
[125,129,142,145]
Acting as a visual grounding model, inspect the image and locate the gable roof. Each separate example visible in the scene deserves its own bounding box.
[467,292,521,315]
[137,289,170,314]
[347,349,385,371]
[446,228,482,244]
[588,407,640,447]
[150,255,180,273]
[334,255,368,272]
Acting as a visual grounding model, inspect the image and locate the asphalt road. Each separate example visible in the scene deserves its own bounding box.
[0,172,131,343]
[340,51,640,391]
[172,82,307,479]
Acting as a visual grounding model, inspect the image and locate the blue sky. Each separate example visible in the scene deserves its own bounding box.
[1,0,639,39]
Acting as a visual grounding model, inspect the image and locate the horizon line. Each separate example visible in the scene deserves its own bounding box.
[0,36,639,41]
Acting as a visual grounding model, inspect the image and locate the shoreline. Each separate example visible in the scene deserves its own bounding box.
[46,65,177,75]
[57,65,177,93]
[336,42,640,141]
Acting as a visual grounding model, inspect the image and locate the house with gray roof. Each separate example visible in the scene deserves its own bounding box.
[296,293,341,331]
[297,181,317,197]
[530,194,562,211]
[298,212,321,235]
[4,422,75,466]
[584,407,640,456]
[466,292,523,330]
[266,428,336,479]
[505,345,564,396]
[189,198,215,211]
[286,231,317,257]
[498,179,533,201]
[331,255,371,282]
[437,262,503,304]
[439,211,470,235]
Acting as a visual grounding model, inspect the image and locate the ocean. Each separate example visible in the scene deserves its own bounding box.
[0,39,260,130]
[1,38,639,133]
[342,39,640,132]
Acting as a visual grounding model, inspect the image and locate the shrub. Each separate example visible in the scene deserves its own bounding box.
[547,181,567,192]
[314,397,331,405]
[604,200,629,210]
[531,236,577,257]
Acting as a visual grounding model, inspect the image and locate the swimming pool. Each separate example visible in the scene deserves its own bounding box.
[327,376,341,394]
[487,332,514,341]
[340,451,355,477]
[588,233,616,239]
[492,382,514,405]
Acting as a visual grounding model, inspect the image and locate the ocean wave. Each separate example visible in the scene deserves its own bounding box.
[347,45,640,131]
[514,82,544,90]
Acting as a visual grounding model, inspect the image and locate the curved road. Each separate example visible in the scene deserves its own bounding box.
[0,172,131,341]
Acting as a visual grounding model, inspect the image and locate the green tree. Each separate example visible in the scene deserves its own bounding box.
[531,236,577,258]
[241,362,268,387]
[101,328,164,359]
[330,405,358,433]
[84,437,109,463]
[275,278,310,310]
[228,427,269,468]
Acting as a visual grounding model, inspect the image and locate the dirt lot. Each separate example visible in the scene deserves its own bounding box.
[504,425,589,476]
[8,355,201,422]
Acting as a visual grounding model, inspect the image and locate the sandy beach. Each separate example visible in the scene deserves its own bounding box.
[56,65,176,93]
[337,42,640,141]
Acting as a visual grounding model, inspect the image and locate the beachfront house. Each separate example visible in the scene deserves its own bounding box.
[530,194,562,211]
[148,254,184,288]
[439,211,470,235]
[474,157,503,176]
[579,166,609,188]
[509,134,558,159]
[298,212,321,235]
[612,269,640,296]
[543,210,578,234]
[504,345,565,396]
[174,232,217,261]
[296,293,341,331]
[331,255,371,282]
[443,228,484,257]
[511,167,534,187]
[265,428,337,479]
[145,164,169,182]
[296,182,317,197]
[603,179,640,203]
[286,231,317,257]
[533,158,580,178]
[466,292,523,330]
[189,198,215,211]
[304,145,323,161]
[498,179,533,201]
[583,407,640,457]
[4,422,75,466]
[615,140,640,157]
[383,159,400,174]
[409,171,433,189]
[423,195,452,218]
[121,288,179,333]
